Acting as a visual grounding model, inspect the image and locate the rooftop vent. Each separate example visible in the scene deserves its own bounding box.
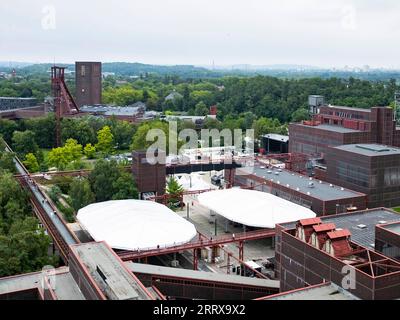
[330,184,334,188]
[275,172,279,175]
[357,224,367,229]
[267,170,272,174]
[378,220,387,224]
[308,182,315,188]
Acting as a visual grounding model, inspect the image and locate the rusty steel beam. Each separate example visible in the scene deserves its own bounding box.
[118,228,275,261]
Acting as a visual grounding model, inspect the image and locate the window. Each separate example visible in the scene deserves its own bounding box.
[81,65,86,76]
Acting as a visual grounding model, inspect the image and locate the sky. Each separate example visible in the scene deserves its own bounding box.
[1,0,400,68]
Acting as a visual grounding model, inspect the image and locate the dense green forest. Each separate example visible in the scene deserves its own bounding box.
[0,73,398,124]
[0,142,58,277]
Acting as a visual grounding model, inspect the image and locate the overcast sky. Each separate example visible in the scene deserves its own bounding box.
[1,0,399,68]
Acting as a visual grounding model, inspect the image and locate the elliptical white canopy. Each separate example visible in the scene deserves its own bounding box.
[77,200,197,251]
[197,188,316,228]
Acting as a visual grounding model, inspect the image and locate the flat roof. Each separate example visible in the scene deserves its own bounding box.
[52,272,85,300]
[71,242,151,300]
[280,208,400,249]
[333,144,400,156]
[294,123,361,133]
[262,133,289,143]
[77,200,197,251]
[381,222,400,235]
[0,267,85,300]
[325,105,372,113]
[266,283,358,300]
[239,165,364,201]
[126,262,280,289]
[197,188,316,228]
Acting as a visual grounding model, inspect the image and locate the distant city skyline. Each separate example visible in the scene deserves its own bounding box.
[1,0,400,69]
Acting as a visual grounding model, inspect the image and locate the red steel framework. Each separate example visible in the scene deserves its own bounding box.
[257,153,309,173]
[117,228,275,262]
[51,66,80,147]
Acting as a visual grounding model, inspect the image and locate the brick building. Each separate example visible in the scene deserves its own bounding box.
[375,221,400,261]
[289,104,400,158]
[231,163,367,216]
[324,144,400,208]
[275,208,400,300]
[75,62,102,108]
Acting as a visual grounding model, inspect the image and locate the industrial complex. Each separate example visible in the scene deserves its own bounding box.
[2,61,400,302]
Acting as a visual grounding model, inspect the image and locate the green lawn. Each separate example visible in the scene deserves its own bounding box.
[392,207,400,213]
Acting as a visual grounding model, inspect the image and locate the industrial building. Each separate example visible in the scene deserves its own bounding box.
[323,144,400,208]
[75,62,102,108]
[275,208,400,299]
[261,134,289,154]
[0,97,47,120]
[289,97,400,158]
[231,163,367,216]
[375,221,400,261]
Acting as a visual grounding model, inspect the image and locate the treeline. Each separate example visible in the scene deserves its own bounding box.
[1,74,398,125]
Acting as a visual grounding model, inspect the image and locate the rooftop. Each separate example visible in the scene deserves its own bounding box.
[294,123,361,133]
[127,262,280,289]
[265,283,358,300]
[262,133,289,143]
[77,200,197,251]
[70,242,152,300]
[280,208,400,249]
[239,165,365,201]
[0,267,85,300]
[380,221,400,235]
[333,144,400,156]
[325,105,372,113]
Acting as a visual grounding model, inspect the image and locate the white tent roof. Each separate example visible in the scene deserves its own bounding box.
[197,188,316,228]
[77,200,197,251]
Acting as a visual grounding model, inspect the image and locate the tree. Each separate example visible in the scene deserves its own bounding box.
[0,150,16,173]
[47,147,69,170]
[166,176,184,208]
[96,126,114,155]
[11,131,39,158]
[88,159,120,202]
[0,119,19,143]
[112,172,138,200]
[84,143,96,159]
[291,108,310,122]
[69,178,95,212]
[111,120,136,150]
[63,139,83,162]
[23,153,39,173]
[131,121,169,152]
[23,114,56,148]
[47,139,82,170]
[194,101,209,116]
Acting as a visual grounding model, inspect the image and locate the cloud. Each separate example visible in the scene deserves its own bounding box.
[0,0,399,68]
